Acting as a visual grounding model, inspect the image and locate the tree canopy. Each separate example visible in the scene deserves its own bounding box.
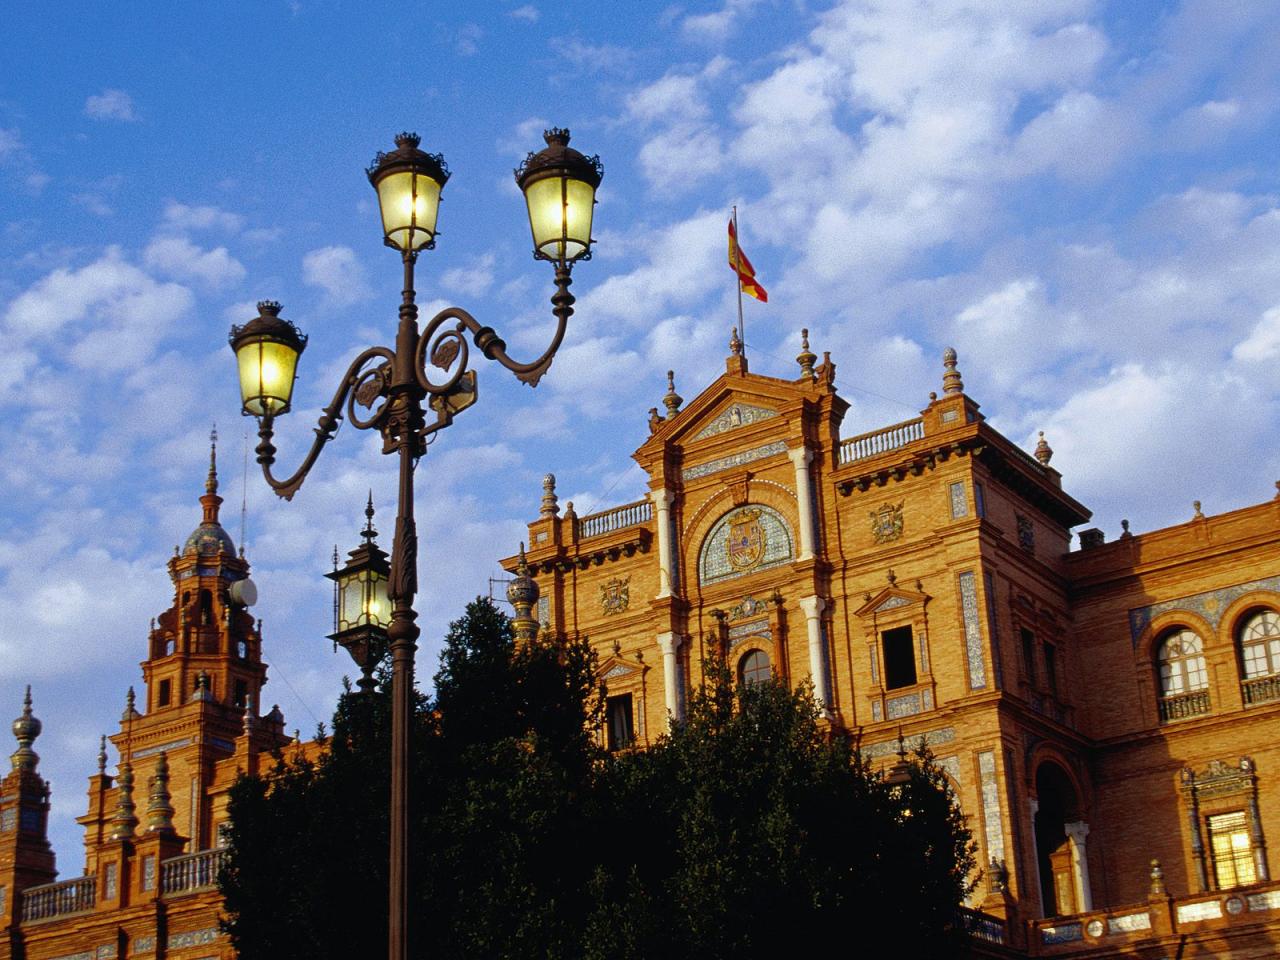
[221,599,975,960]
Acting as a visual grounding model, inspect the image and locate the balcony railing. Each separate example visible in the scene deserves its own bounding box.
[578,499,652,539]
[1158,689,1212,723]
[20,875,96,922]
[838,417,924,465]
[1243,674,1280,706]
[958,906,1006,944]
[161,848,227,897]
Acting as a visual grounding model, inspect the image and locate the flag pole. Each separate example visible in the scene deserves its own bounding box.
[733,205,745,355]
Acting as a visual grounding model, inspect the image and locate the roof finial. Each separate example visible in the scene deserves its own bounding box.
[1120,518,1132,539]
[540,474,560,518]
[942,347,964,395]
[1034,431,1053,466]
[796,328,817,381]
[363,491,377,544]
[206,424,219,495]
[1149,859,1165,897]
[121,686,139,722]
[144,752,175,834]
[1193,500,1205,519]
[110,761,138,840]
[729,326,742,357]
[10,685,42,772]
[662,370,683,420]
[243,693,256,737]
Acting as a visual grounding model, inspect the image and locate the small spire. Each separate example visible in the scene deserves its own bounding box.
[1193,500,1205,519]
[121,687,139,722]
[507,542,540,648]
[1034,431,1053,466]
[144,752,175,834]
[941,346,964,395]
[332,545,339,571]
[206,424,219,495]
[796,328,817,381]
[10,685,42,772]
[729,326,742,357]
[363,491,377,544]
[191,672,213,703]
[97,735,107,775]
[540,474,560,518]
[110,761,138,840]
[662,370,683,419]
[243,693,256,737]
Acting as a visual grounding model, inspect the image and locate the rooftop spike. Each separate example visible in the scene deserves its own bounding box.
[540,474,559,518]
[110,762,138,840]
[363,491,378,544]
[796,328,817,382]
[144,752,175,834]
[11,685,42,772]
[97,735,107,776]
[941,346,964,395]
[206,424,219,495]
[662,370,683,420]
[1034,431,1053,466]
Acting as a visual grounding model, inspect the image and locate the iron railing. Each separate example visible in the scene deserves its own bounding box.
[1158,689,1211,723]
[1243,674,1280,706]
[958,906,1006,944]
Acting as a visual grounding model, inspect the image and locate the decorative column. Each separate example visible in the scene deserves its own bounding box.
[657,632,684,727]
[1063,821,1093,912]
[797,596,830,712]
[788,445,816,561]
[651,488,675,598]
[1029,797,1045,918]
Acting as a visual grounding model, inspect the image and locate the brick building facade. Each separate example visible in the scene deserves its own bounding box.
[0,441,291,960]
[501,336,1280,958]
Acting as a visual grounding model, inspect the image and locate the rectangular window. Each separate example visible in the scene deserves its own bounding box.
[141,854,156,891]
[158,679,171,707]
[882,626,917,690]
[974,482,987,518]
[1209,811,1256,888]
[606,694,634,751]
[234,679,248,709]
[104,862,118,900]
[1021,629,1036,686]
[1043,643,1058,695]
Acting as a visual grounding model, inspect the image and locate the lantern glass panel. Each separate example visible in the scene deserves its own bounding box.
[524,176,595,262]
[339,575,364,632]
[236,338,299,416]
[365,570,389,628]
[376,170,442,251]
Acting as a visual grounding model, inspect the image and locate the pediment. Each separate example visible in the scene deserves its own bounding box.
[597,652,648,683]
[855,585,930,619]
[691,401,780,440]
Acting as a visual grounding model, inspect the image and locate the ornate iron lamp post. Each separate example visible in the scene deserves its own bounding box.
[228,129,602,960]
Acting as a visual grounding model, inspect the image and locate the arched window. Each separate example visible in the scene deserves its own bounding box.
[1239,610,1280,679]
[1158,629,1208,696]
[739,649,770,687]
[1157,628,1211,722]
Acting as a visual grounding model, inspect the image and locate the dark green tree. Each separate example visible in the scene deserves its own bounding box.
[221,601,975,960]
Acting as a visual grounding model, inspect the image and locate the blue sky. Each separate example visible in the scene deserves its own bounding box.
[3,0,1280,868]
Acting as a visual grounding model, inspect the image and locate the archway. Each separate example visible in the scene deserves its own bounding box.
[1034,761,1088,917]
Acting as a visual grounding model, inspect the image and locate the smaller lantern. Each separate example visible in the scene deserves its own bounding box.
[228,301,307,417]
[326,495,391,692]
[515,128,603,265]
[367,132,450,252]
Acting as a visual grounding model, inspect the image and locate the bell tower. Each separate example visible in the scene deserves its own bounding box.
[142,430,265,717]
[0,688,57,928]
[101,430,287,850]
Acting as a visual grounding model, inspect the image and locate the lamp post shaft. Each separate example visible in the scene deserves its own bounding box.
[386,250,422,960]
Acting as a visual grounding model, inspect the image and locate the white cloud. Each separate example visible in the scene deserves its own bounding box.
[84,89,138,122]
[160,202,244,234]
[301,245,373,306]
[0,127,21,157]
[441,253,496,298]
[681,0,762,43]
[456,23,482,56]
[510,4,538,22]
[144,235,245,288]
[1233,306,1280,363]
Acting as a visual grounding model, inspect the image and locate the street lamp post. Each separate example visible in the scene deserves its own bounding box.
[228,129,602,960]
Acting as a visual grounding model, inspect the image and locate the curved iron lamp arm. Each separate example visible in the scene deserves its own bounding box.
[417,265,574,391]
[254,345,396,501]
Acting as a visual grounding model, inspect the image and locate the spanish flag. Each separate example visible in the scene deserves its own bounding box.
[728,219,768,302]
